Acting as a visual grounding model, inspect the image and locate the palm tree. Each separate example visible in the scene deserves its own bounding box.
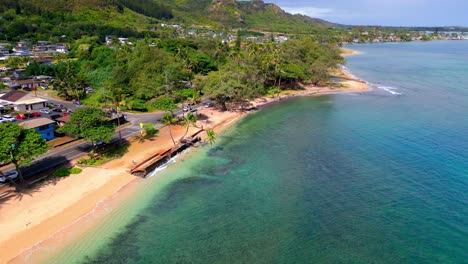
[181,112,197,140]
[161,111,178,145]
[205,130,217,146]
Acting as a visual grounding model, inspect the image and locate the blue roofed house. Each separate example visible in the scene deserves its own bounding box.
[19,117,55,141]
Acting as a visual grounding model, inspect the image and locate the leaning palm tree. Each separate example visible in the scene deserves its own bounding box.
[161,111,178,145]
[205,130,217,146]
[181,112,197,141]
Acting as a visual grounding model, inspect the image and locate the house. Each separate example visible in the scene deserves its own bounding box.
[0,43,10,56]
[55,44,68,53]
[0,90,48,112]
[19,118,55,141]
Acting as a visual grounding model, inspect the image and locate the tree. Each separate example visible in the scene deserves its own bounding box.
[59,107,115,153]
[0,122,48,190]
[181,112,197,140]
[205,129,216,146]
[161,111,178,145]
[51,61,88,101]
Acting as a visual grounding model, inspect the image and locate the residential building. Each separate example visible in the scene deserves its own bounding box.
[0,43,10,56]
[0,90,48,112]
[19,117,55,141]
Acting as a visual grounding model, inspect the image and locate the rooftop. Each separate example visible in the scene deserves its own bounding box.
[19,117,55,129]
[0,90,27,102]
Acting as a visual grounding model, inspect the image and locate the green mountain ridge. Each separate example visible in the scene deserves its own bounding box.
[0,0,337,42]
[163,0,336,31]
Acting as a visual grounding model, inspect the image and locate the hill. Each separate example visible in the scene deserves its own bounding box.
[160,0,336,32]
[0,0,337,43]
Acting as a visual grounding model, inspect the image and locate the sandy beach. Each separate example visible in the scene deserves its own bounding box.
[0,64,367,264]
[341,47,363,57]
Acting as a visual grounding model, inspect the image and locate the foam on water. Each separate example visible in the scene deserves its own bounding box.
[377,86,403,95]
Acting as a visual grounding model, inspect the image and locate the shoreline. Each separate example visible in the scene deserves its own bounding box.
[0,65,368,263]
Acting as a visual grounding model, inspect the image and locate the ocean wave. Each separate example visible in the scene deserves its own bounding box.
[146,149,191,178]
[377,86,403,95]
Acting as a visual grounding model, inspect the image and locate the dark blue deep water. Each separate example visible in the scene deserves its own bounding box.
[49,41,468,263]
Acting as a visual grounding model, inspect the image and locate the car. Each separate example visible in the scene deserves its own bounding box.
[0,171,19,183]
[40,109,51,114]
[204,102,213,108]
[52,108,63,113]
[182,105,190,112]
[49,114,62,120]
[2,114,16,122]
[16,114,27,120]
[31,112,41,117]
[73,100,81,105]
[0,117,7,123]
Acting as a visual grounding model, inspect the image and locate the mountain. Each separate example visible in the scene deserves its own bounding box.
[161,0,336,32]
[0,0,336,42]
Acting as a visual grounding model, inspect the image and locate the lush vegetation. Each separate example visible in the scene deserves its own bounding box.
[0,0,156,42]
[28,35,341,113]
[1,0,344,114]
[0,122,48,189]
[58,107,115,150]
[52,167,82,177]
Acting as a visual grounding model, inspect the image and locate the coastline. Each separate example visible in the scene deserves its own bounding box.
[0,65,368,263]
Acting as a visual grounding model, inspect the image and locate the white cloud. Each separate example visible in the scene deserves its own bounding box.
[281,6,334,18]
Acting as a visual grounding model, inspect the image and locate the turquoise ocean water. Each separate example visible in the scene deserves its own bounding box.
[44,41,467,263]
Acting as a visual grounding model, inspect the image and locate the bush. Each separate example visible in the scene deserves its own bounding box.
[143,123,158,137]
[77,158,97,165]
[147,96,176,111]
[52,167,83,177]
[129,99,148,112]
[69,167,83,174]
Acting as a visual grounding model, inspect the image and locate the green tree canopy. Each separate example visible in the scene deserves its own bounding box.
[0,122,48,188]
[59,107,115,146]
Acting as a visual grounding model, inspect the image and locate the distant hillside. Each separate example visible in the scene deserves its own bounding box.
[0,0,338,42]
[157,0,336,32]
[0,0,164,42]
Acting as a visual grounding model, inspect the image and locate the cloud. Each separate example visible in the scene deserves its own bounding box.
[282,6,334,18]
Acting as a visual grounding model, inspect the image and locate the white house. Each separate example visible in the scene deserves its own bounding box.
[0,90,48,112]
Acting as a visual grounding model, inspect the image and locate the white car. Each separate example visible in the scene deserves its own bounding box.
[0,171,19,183]
[40,109,51,114]
[0,117,7,123]
[2,114,16,122]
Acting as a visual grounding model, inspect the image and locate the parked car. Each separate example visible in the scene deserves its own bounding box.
[52,108,63,113]
[182,105,190,112]
[50,114,62,120]
[204,102,213,108]
[40,109,51,114]
[31,112,41,117]
[16,114,27,120]
[2,114,16,122]
[73,100,81,105]
[0,171,18,183]
[0,117,7,123]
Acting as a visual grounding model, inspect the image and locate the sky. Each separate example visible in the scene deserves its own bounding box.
[265,0,468,27]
